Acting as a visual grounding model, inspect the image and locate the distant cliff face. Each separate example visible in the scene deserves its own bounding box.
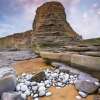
[0,30,32,50]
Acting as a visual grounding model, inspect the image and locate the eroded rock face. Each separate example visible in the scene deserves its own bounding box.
[32,1,81,50]
[33,1,77,36]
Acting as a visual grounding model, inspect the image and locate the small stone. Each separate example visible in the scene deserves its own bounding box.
[34,98,39,100]
[46,92,52,96]
[20,84,28,92]
[56,87,61,89]
[39,90,46,96]
[33,94,38,98]
[76,95,82,100]
[25,74,33,81]
[57,82,63,87]
[21,93,27,99]
[46,84,51,88]
[16,84,21,91]
[38,83,45,87]
[25,81,31,86]
[70,75,74,79]
[31,81,37,86]
[31,93,34,96]
[25,90,30,96]
[22,73,26,77]
[32,86,38,91]
[38,86,46,91]
[79,91,87,98]
[94,81,100,87]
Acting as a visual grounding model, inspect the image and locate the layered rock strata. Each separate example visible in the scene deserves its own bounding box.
[32,1,81,51]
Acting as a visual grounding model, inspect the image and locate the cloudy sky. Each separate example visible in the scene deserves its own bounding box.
[0,0,100,39]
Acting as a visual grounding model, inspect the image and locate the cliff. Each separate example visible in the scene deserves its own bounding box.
[0,30,32,50]
[32,1,81,51]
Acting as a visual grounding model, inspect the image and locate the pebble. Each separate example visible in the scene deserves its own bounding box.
[76,95,82,100]
[79,91,87,98]
[21,93,27,99]
[38,86,46,91]
[39,90,46,96]
[34,94,38,98]
[25,74,33,81]
[46,92,52,96]
[20,84,28,92]
[16,84,21,91]
[31,81,37,86]
[32,86,38,91]
[34,98,39,100]
[94,81,100,86]
[25,90,31,96]
[38,83,45,87]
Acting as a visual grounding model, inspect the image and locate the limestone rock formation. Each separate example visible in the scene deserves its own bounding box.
[32,1,81,51]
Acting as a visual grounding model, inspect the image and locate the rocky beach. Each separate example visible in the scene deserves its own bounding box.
[0,1,100,100]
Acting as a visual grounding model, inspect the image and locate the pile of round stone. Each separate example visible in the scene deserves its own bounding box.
[16,69,79,100]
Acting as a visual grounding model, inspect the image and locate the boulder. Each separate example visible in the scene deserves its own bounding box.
[1,92,24,100]
[0,66,16,96]
[75,80,98,94]
[32,71,46,82]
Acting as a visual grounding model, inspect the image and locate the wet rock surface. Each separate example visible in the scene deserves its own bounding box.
[0,51,38,63]
[1,92,24,100]
[0,66,16,96]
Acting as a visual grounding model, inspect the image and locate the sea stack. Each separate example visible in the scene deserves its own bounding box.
[32,1,81,51]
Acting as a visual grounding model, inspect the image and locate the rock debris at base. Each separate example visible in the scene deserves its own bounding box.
[15,67,100,100]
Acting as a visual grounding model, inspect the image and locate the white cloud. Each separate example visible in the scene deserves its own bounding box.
[0,0,100,39]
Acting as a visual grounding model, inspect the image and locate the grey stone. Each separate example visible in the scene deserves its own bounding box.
[75,80,98,94]
[1,92,24,100]
[78,91,87,98]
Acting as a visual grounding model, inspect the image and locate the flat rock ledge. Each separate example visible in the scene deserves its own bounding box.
[40,51,100,79]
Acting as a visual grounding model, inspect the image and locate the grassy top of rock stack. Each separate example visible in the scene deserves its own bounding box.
[79,38,100,46]
[32,1,81,52]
